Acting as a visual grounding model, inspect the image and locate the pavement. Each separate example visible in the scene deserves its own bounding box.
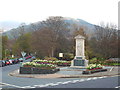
[9,66,119,78]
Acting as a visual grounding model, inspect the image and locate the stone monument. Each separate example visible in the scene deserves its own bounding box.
[71,35,88,68]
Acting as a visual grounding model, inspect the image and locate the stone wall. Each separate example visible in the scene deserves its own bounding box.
[19,67,60,74]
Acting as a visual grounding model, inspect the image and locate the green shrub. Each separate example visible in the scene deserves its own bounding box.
[63,53,74,60]
[89,57,105,64]
[103,62,120,66]
[44,57,58,61]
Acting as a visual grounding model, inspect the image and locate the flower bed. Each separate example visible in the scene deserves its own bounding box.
[33,59,71,66]
[22,62,56,69]
[86,64,103,70]
[20,59,71,74]
[82,64,107,74]
[82,69,107,74]
[20,62,60,74]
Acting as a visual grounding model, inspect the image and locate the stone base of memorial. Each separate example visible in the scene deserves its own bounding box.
[82,68,107,74]
[71,58,88,68]
[19,67,60,74]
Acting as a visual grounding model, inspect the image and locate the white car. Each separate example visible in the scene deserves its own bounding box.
[31,56,36,60]
[19,58,24,62]
[9,60,13,64]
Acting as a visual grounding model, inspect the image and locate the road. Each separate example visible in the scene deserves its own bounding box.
[46,76,119,88]
[0,62,119,89]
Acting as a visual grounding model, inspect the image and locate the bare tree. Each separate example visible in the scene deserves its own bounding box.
[18,23,26,36]
[39,16,70,57]
[91,23,118,58]
[10,28,19,40]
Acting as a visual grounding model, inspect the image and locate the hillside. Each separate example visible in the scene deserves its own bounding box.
[3,17,96,39]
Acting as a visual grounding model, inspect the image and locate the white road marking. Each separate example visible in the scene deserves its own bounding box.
[98,77,104,79]
[34,85,42,87]
[92,77,98,80]
[33,80,84,88]
[33,83,58,88]
[34,83,57,87]
[22,86,35,88]
[102,76,107,78]
[56,82,63,84]
[70,80,80,83]
[21,77,110,88]
[22,86,31,87]
[115,86,120,88]
[79,79,85,82]
[62,81,72,84]
[65,81,72,83]
[37,85,46,87]
[110,67,114,72]
[72,80,80,83]
[29,87,36,88]
[0,82,22,88]
[39,85,49,87]
[49,83,59,86]
[86,78,92,81]
[62,82,69,84]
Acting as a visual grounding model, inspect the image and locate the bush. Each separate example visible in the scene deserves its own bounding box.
[89,57,105,64]
[63,53,74,60]
[89,58,97,64]
[103,62,120,66]
[44,57,58,61]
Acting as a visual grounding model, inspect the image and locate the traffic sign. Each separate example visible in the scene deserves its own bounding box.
[21,51,26,57]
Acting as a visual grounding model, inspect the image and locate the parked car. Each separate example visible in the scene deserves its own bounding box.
[108,58,120,63]
[0,60,5,67]
[19,58,24,62]
[0,60,2,66]
[10,59,16,64]
[5,60,10,65]
[9,59,13,65]
[1,60,6,66]
[31,56,36,60]
[14,58,19,64]
[25,56,32,60]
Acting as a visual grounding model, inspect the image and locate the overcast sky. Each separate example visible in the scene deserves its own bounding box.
[0,0,119,26]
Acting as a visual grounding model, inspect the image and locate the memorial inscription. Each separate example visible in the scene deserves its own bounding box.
[74,59,85,66]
